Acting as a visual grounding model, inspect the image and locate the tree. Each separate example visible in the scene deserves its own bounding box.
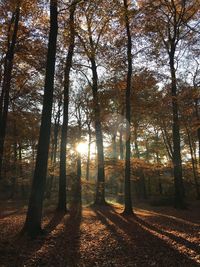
[139,0,199,208]
[22,0,58,236]
[57,0,78,212]
[0,1,20,179]
[76,0,113,205]
[123,0,134,215]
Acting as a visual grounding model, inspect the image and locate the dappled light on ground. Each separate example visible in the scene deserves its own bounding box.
[0,203,199,266]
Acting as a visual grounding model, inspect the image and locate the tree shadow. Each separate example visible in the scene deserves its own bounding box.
[64,201,82,266]
[134,215,200,255]
[93,206,200,266]
[44,210,66,233]
[0,209,25,219]
[13,210,67,267]
[13,202,82,266]
[136,207,200,227]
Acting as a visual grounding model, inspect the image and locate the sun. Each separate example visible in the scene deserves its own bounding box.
[76,141,96,157]
[76,142,88,155]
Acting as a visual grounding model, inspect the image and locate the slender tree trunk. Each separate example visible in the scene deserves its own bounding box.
[18,142,25,198]
[0,12,15,117]
[23,0,58,237]
[161,127,173,160]
[169,52,185,209]
[0,3,20,179]
[118,126,124,201]
[119,130,124,160]
[112,133,117,159]
[133,121,140,158]
[57,2,76,212]
[90,58,106,205]
[186,125,200,199]
[86,125,91,181]
[195,99,200,166]
[145,139,150,162]
[18,142,23,177]
[46,98,61,198]
[76,123,82,204]
[123,0,133,215]
[156,150,163,195]
[11,120,18,199]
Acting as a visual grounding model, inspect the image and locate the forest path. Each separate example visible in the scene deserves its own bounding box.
[0,202,199,266]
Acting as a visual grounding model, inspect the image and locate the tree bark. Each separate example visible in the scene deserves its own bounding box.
[46,98,61,199]
[76,123,82,204]
[57,2,77,212]
[185,125,200,199]
[86,124,91,181]
[23,0,58,237]
[123,0,134,215]
[169,52,185,209]
[194,99,200,166]
[0,3,20,179]
[112,133,117,159]
[90,57,106,205]
[119,127,124,160]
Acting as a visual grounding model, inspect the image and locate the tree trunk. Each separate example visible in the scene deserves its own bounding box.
[186,125,200,199]
[123,0,133,215]
[169,52,185,209]
[161,127,173,161]
[112,133,117,159]
[76,124,82,204]
[46,100,61,199]
[10,120,18,199]
[133,121,140,158]
[0,3,20,179]
[90,58,106,205]
[23,0,58,237]
[86,125,91,181]
[119,126,124,160]
[194,99,200,166]
[57,2,76,212]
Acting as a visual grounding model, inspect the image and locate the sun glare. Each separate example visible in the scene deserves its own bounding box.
[76,142,89,155]
[76,141,97,157]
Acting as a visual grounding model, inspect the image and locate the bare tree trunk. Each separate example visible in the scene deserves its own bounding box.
[112,133,117,159]
[46,99,61,198]
[169,51,185,209]
[23,0,58,237]
[119,127,124,160]
[86,125,91,181]
[123,0,134,215]
[0,3,20,179]
[185,125,200,199]
[58,2,77,212]
[76,123,82,204]
[161,126,173,161]
[133,121,140,158]
[90,57,106,205]
[194,99,200,166]
[10,120,18,199]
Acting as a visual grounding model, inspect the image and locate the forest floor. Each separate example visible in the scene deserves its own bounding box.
[0,201,200,267]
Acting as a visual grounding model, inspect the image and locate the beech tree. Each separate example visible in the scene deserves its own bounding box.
[139,0,200,208]
[0,1,20,180]
[122,0,134,215]
[57,0,78,212]
[23,0,58,236]
[75,0,114,205]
